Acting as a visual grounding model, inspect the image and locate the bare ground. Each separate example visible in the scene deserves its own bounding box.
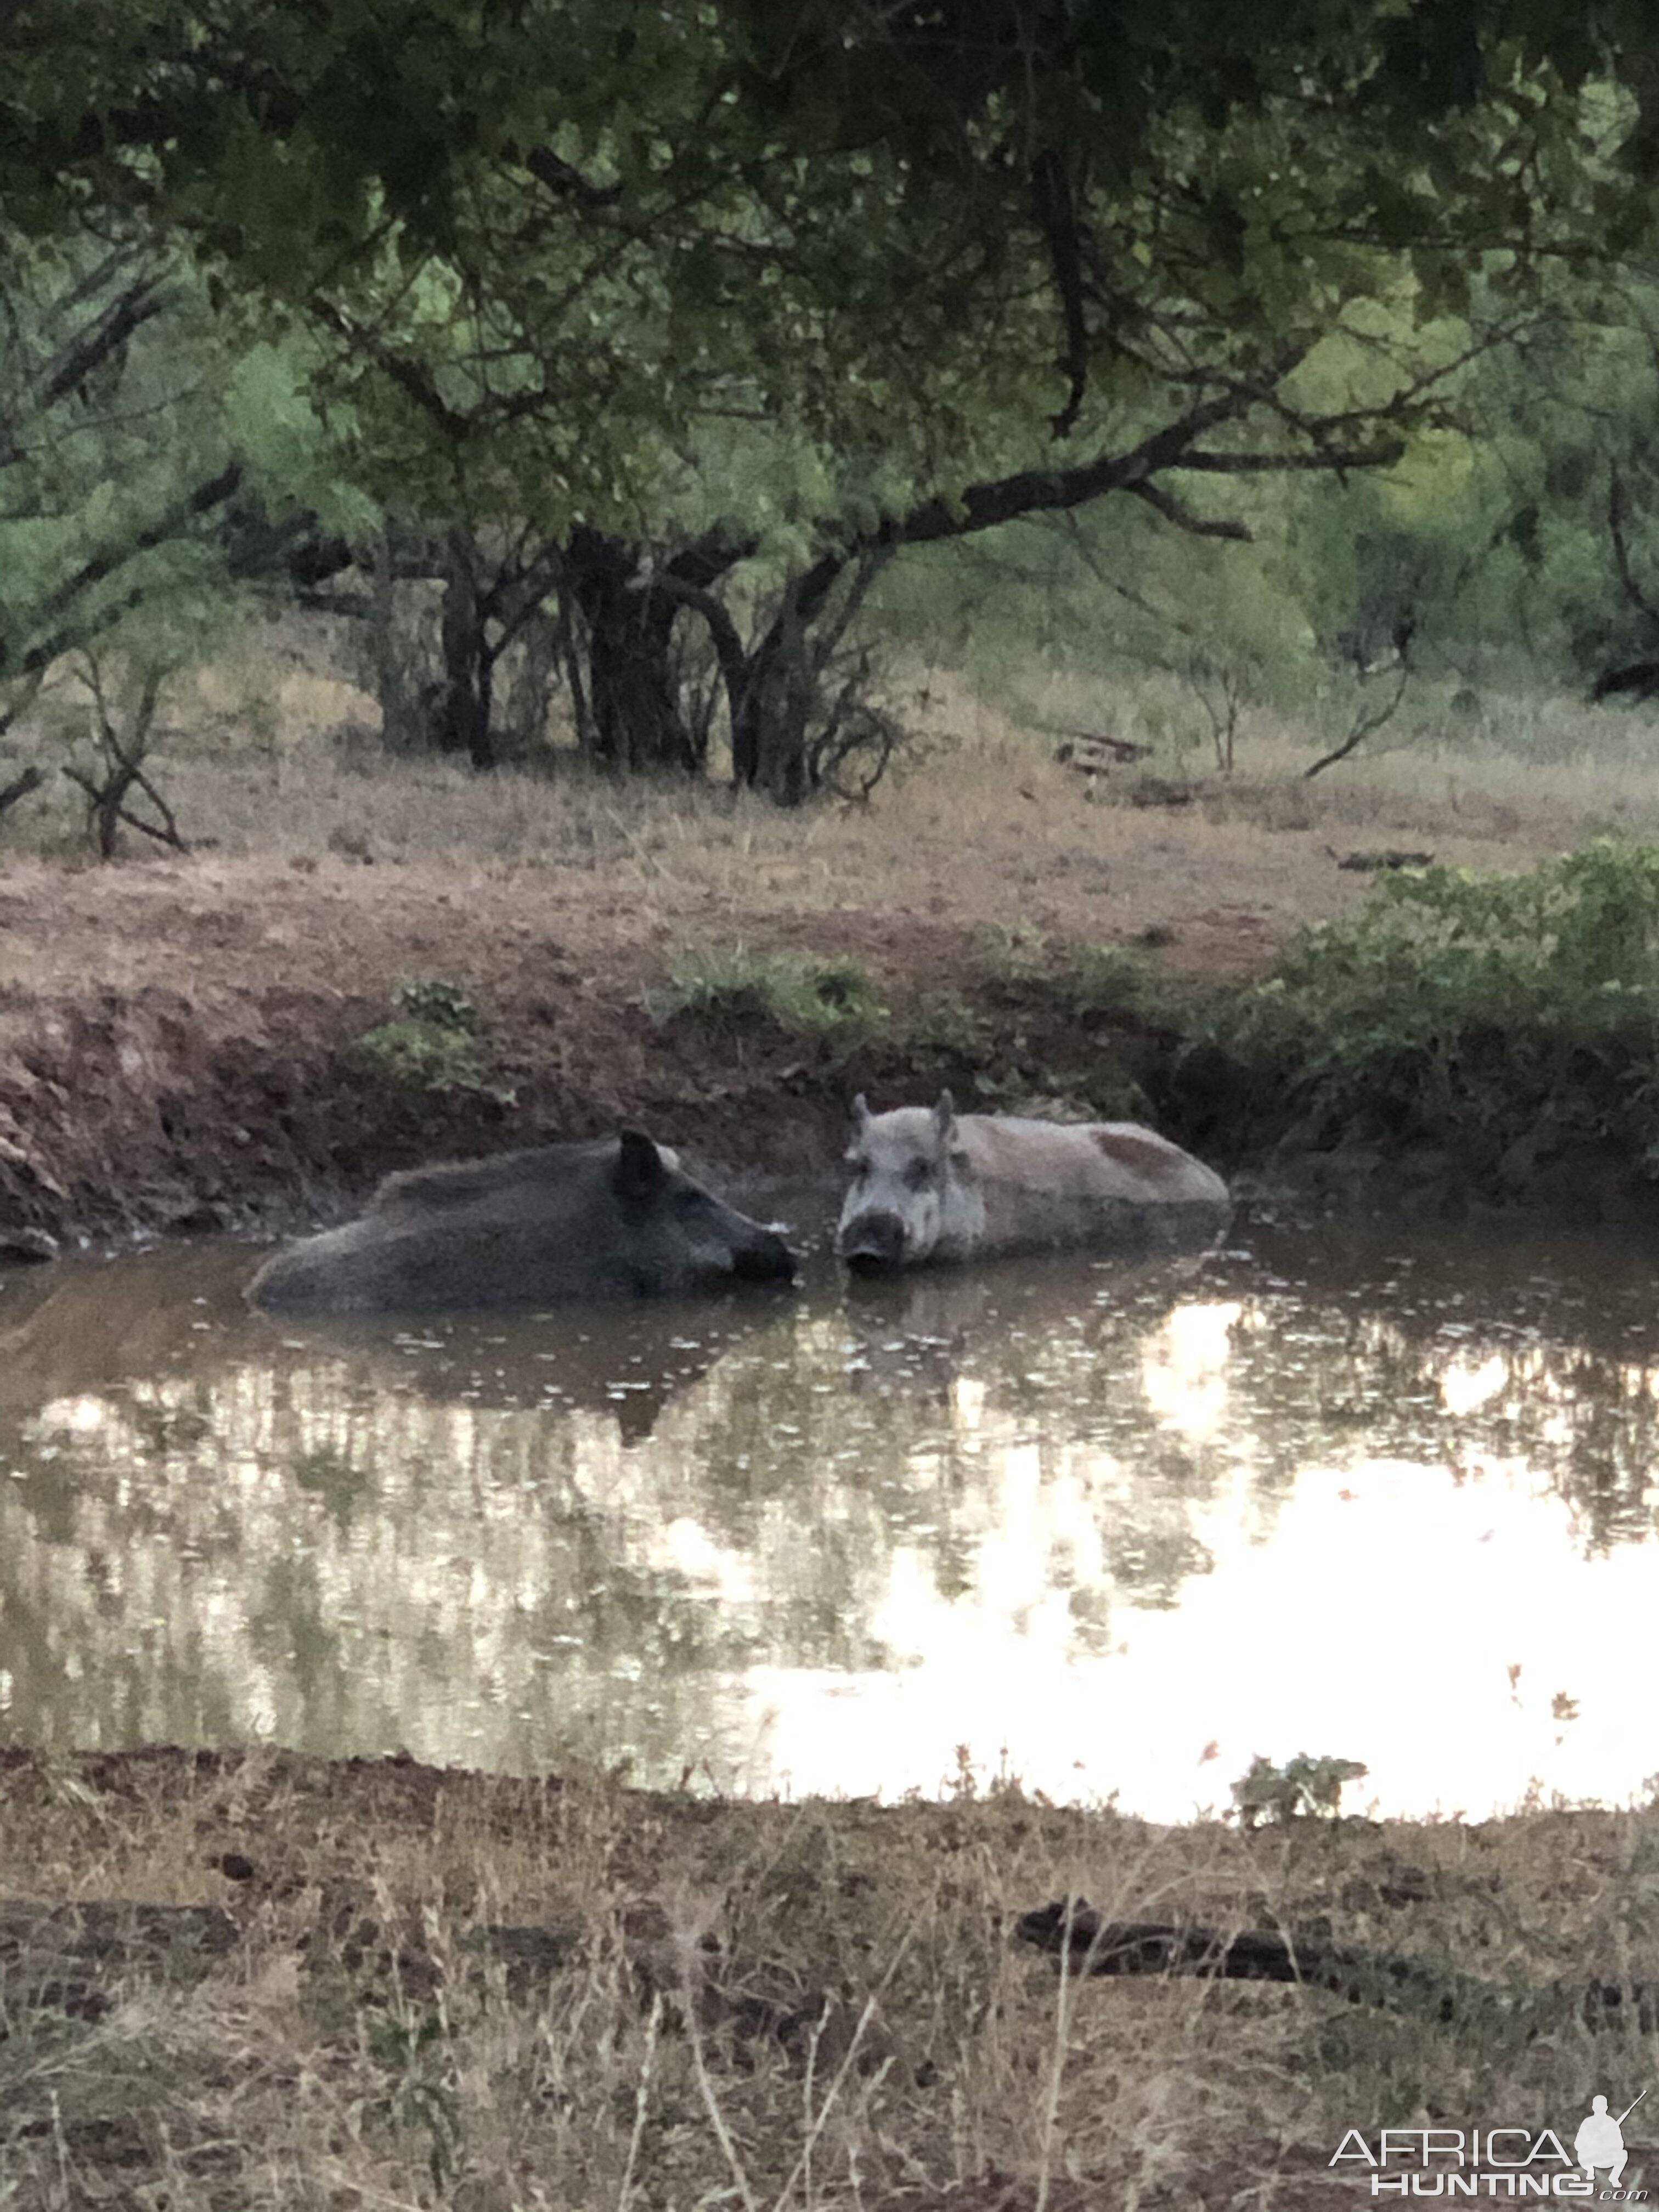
[0,837,1286,1249]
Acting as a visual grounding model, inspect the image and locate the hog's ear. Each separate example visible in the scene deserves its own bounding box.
[851,1093,873,1131]
[933,1090,957,1142]
[614,1128,667,1200]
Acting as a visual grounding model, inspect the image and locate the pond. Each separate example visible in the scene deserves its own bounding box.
[1,1209,1656,1821]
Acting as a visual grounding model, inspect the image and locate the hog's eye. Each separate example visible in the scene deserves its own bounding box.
[903,1158,933,1191]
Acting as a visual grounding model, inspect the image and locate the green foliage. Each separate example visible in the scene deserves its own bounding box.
[0,234,237,702]
[363,2005,461,2190]
[17,3,1659,763]
[909,990,995,1060]
[352,976,516,1103]
[386,977,480,1034]
[1220,841,1659,1155]
[648,949,889,1057]
[18,0,1645,663]
[1231,1753,1370,1827]
[978,922,1162,1024]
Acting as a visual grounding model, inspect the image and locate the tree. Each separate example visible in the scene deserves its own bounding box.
[0,228,243,731]
[0,222,376,841]
[12,2,1659,792]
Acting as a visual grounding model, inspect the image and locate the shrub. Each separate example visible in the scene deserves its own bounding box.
[352,975,516,1102]
[1216,840,1659,1156]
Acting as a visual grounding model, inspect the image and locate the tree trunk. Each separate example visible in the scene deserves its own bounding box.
[438,529,496,769]
[368,529,422,752]
[563,527,701,772]
[496,601,561,755]
[733,554,847,801]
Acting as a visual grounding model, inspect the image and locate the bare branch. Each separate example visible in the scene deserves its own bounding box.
[1305,662,1412,779]
[1176,439,1406,476]
[38,271,172,413]
[0,764,46,816]
[1126,479,1251,539]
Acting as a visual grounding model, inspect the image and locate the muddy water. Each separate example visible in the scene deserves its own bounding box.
[1,1212,1657,1820]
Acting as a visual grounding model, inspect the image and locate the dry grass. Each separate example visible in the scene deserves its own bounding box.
[13,631,1659,980]
[1,1749,1655,2211]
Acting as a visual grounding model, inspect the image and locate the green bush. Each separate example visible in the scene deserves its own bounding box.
[1217,839,1659,1154]
[1231,1753,1370,1827]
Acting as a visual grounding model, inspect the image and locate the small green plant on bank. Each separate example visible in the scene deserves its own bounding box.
[648,947,889,1057]
[976,920,1163,1023]
[352,975,517,1103]
[1231,1753,1370,1827]
[1216,839,1659,1158]
[364,2003,461,2190]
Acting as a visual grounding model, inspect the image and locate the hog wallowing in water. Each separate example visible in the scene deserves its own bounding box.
[250,1132,798,1314]
[836,1092,1228,1274]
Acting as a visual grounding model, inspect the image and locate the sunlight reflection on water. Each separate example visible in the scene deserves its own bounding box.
[1,1212,1657,1819]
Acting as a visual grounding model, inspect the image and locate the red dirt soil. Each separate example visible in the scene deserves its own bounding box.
[0,854,1221,1249]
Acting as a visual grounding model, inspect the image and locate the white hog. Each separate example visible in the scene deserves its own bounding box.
[836,1091,1228,1272]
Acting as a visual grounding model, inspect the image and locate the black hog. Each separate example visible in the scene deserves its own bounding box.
[251,1132,797,1314]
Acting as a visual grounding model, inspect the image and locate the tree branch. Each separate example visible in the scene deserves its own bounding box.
[517,144,623,211]
[38,271,172,413]
[1176,439,1407,475]
[1030,147,1091,439]
[2,462,242,680]
[640,569,752,738]
[1126,479,1251,538]
[0,764,47,816]
[1305,661,1412,779]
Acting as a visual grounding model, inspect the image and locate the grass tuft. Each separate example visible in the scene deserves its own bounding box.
[647,948,891,1058]
[351,974,518,1103]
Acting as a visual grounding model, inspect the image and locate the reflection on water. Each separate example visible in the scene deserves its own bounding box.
[1,1216,1657,1820]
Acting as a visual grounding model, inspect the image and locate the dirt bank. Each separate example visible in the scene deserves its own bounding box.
[2,837,1655,1256]
[0,853,1263,1251]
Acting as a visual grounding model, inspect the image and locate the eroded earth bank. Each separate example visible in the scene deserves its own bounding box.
[3,844,1656,1259]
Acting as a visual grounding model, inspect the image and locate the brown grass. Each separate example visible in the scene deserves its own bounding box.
[13,636,1659,981]
[1,1748,1655,2211]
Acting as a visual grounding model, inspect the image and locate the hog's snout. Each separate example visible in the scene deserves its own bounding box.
[837,1210,908,1274]
[731,1225,799,1283]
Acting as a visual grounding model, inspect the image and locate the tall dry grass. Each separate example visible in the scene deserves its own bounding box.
[2,1749,1650,2211]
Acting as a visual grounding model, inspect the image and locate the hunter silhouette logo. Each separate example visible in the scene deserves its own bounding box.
[1576,2094,1645,2191]
[1330,2087,1651,2197]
